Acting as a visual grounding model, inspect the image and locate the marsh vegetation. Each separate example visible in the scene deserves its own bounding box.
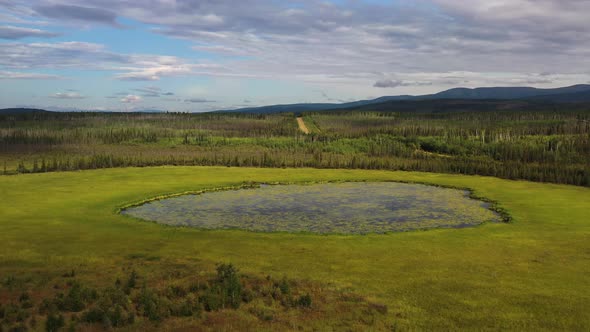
[0,263,388,331]
[1,168,589,330]
[0,107,589,331]
[122,182,502,233]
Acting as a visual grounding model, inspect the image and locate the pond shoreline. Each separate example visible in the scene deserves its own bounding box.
[119,180,508,234]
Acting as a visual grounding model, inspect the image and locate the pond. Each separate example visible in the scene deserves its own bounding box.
[121,182,502,234]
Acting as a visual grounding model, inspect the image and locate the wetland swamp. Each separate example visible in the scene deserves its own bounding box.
[122,182,501,234]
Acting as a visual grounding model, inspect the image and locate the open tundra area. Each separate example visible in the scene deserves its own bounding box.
[0,106,590,331]
[2,0,590,330]
[1,167,589,330]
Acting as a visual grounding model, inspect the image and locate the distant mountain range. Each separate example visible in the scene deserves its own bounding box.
[2,84,590,115]
[0,108,52,114]
[217,84,590,114]
[0,108,164,114]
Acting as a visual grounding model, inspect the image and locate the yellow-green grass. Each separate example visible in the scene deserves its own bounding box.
[1,167,589,330]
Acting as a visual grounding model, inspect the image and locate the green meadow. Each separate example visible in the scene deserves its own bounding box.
[1,166,589,330]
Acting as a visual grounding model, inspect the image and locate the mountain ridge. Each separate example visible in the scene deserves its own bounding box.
[3,84,590,114]
[217,84,590,113]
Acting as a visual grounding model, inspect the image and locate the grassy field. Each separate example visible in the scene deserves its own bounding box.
[1,167,589,330]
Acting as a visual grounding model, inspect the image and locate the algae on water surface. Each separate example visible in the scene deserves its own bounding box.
[122,182,501,234]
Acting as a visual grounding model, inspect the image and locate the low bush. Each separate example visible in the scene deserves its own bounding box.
[297,294,312,308]
[45,313,64,332]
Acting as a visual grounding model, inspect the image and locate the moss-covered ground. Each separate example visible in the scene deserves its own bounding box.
[1,167,589,330]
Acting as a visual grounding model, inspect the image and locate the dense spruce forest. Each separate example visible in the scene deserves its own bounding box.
[1,108,589,186]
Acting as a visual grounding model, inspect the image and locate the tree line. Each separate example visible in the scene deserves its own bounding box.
[1,109,588,186]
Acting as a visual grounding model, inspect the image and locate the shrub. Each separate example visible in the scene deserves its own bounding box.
[45,313,64,332]
[9,323,28,332]
[215,264,243,309]
[15,308,29,323]
[109,305,124,327]
[18,293,33,309]
[279,277,290,295]
[136,287,169,322]
[297,294,312,308]
[82,308,103,324]
[171,296,201,318]
[127,270,138,289]
[66,320,77,332]
[39,299,56,315]
[55,282,96,312]
[200,287,223,312]
[62,270,75,278]
[241,288,254,303]
[82,287,133,328]
[1,304,20,324]
[166,285,186,298]
[248,304,275,322]
[369,302,388,315]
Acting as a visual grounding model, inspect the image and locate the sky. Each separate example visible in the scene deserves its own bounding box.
[1,0,589,112]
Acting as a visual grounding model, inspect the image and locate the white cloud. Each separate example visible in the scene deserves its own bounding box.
[184,98,216,103]
[2,0,590,106]
[0,25,59,39]
[51,92,86,99]
[373,79,403,88]
[120,95,142,103]
[0,70,61,79]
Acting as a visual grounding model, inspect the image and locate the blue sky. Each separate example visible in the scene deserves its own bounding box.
[1,0,589,112]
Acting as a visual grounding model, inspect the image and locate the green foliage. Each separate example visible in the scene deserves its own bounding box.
[62,270,75,278]
[297,294,312,308]
[1,263,330,330]
[136,287,170,322]
[1,168,590,330]
[170,295,201,317]
[125,270,138,294]
[216,263,243,309]
[279,277,290,295]
[18,293,32,309]
[53,282,97,312]
[1,110,588,186]
[45,313,64,332]
[200,286,223,312]
[0,303,22,325]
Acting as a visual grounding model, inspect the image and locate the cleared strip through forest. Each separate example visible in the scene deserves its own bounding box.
[297,117,310,134]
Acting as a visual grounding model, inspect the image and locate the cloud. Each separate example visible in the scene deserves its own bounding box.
[114,61,224,81]
[192,45,246,56]
[132,86,175,97]
[0,12,48,25]
[184,98,216,103]
[0,41,116,69]
[0,25,59,39]
[373,79,433,88]
[133,86,161,97]
[0,70,61,79]
[106,91,129,98]
[2,0,590,107]
[0,41,223,82]
[120,95,142,103]
[50,92,86,99]
[373,79,404,88]
[34,4,118,26]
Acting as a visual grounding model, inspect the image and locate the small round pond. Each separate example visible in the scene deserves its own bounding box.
[121,182,502,234]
